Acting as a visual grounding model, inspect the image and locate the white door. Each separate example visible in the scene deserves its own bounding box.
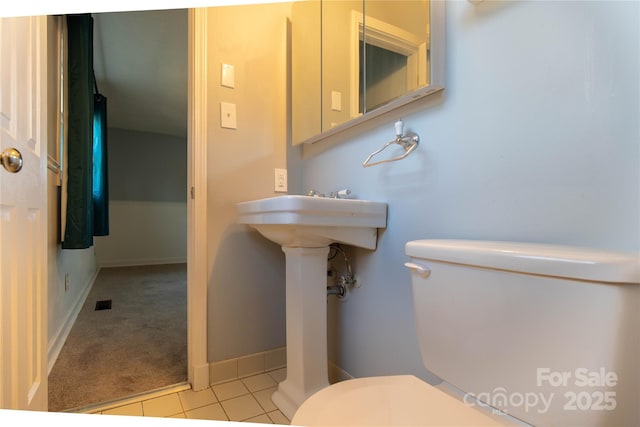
[0,15,48,411]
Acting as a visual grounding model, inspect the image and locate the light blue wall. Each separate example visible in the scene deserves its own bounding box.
[108,128,187,203]
[295,0,640,381]
[94,128,187,267]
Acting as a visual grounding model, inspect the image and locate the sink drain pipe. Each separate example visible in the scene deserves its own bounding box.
[327,243,356,301]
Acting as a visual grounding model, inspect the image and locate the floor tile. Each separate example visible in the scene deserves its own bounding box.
[74,364,293,424]
[142,393,183,417]
[220,394,265,421]
[253,387,277,412]
[242,373,277,393]
[178,387,217,411]
[212,380,250,401]
[245,414,274,424]
[185,402,228,421]
[268,409,290,425]
[101,402,144,416]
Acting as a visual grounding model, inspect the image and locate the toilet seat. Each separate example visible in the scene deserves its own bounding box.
[291,375,511,426]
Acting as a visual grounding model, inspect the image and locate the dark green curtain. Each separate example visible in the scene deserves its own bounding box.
[63,14,109,249]
[93,93,109,236]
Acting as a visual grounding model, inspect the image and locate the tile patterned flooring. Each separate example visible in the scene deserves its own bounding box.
[91,368,290,425]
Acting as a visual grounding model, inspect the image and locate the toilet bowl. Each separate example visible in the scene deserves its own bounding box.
[291,240,640,426]
[292,375,509,426]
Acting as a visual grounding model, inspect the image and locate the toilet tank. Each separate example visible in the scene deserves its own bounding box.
[405,240,639,427]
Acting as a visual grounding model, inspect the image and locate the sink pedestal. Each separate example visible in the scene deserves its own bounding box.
[235,195,387,420]
[271,246,330,420]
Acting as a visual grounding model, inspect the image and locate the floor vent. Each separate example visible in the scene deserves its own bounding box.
[95,300,112,311]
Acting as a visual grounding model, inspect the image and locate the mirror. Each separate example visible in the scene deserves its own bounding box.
[321,0,364,132]
[292,0,444,145]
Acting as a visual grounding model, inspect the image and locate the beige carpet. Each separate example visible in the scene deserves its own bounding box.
[48,264,188,412]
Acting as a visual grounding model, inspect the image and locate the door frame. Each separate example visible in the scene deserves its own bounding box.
[1,6,210,410]
[187,7,209,391]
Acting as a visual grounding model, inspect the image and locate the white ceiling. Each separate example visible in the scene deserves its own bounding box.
[93,9,188,138]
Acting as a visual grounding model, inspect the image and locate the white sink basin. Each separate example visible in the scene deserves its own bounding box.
[236,195,387,249]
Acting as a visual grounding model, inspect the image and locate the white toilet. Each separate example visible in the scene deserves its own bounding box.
[291,240,639,426]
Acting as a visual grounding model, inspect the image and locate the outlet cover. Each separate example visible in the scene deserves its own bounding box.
[275,168,287,193]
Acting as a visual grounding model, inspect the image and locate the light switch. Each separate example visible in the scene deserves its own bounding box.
[221,102,237,129]
[331,90,342,111]
[221,63,235,88]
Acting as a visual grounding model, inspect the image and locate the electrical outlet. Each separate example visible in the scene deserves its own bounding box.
[64,273,70,292]
[274,168,287,193]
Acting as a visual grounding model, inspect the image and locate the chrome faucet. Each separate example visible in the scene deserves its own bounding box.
[329,189,351,199]
[307,189,352,199]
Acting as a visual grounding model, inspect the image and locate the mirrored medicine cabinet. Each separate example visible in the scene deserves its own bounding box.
[291,0,445,145]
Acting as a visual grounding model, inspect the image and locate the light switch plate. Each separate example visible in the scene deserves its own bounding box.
[221,63,235,88]
[221,102,237,129]
[331,90,342,111]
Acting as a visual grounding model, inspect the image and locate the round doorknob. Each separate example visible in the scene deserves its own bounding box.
[1,148,23,173]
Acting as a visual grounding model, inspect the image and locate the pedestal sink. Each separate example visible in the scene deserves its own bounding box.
[236,195,387,419]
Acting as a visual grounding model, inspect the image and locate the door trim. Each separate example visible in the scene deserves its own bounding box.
[187,8,209,391]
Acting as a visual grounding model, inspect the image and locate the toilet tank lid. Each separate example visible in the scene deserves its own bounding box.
[405,240,640,283]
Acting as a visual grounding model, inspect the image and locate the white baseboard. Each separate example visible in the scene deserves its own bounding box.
[47,267,100,375]
[208,347,354,387]
[209,347,287,385]
[97,257,187,268]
